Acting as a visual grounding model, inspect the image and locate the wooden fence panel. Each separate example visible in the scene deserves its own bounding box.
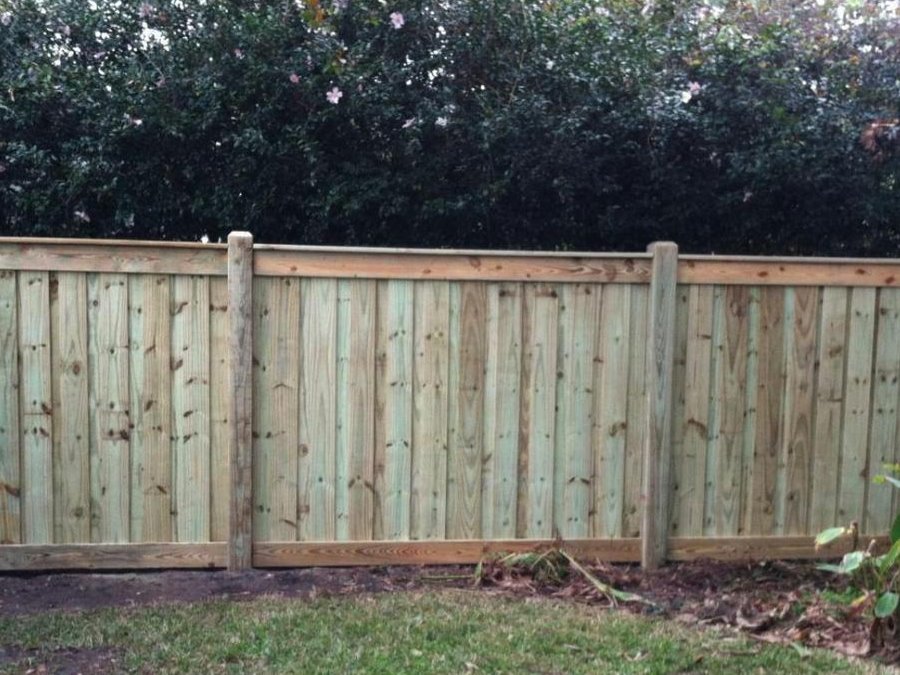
[0,272,19,544]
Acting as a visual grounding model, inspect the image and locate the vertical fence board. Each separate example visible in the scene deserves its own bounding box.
[554,284,600,539]
[88,274,130,543]
[411,282,450,540]
[128,275,172,543]
[336,279,376,541]
[209,277,230,542]
[374,280,413,540]
[592,284,631,538]
[809,287,849,532]
[299,279,338,541]
[671,286,713,537]
[52,273,90,543]
[481,283,521,539]
[780,287,818,535]
[866,288,900,533]
[252,277,300,542]
[447,282,486,539]
[0,272,19,543]
[172,276,211,542]
[667,285,690,536]
[517,284,559,539]
[624,285,648,538]
[746,287,785,535]
[837,288,876,526]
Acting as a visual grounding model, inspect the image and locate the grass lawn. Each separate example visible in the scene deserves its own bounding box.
[0,590,884,674]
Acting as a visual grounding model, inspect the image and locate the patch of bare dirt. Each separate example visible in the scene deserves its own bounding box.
[0,646,121,674]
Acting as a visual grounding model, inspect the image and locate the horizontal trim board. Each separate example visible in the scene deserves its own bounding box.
[253,539,643,566]
[254,250,651,283]
[0,543,226,570]
[0,242,227,276]
[679,259,900,287]
[667,536,890,561]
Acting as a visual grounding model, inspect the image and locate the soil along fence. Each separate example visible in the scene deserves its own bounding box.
[0,234,897,572]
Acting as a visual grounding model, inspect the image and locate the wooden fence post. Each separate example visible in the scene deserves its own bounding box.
[228,232,254,570]
[641,241,678,570]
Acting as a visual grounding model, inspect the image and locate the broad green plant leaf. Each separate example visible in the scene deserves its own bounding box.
[874,592,899,619]
[892,512,900,545]
[840,550,866,574]
[815,527,848,548]
[878,540,900,574]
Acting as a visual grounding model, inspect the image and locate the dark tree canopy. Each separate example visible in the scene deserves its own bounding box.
[0,0,898,254]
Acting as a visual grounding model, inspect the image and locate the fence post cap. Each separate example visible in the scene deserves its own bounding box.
[647,241,678,253]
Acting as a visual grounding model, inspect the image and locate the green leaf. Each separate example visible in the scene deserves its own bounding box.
[880,540,900,574]
[883,475,900,490]
[816,563,844,575]
[874,592,899,619]
[892,513,900,545]
[815,527,848,548]
[840,550,866,574]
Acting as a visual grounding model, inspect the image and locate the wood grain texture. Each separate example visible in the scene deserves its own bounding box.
[209,277,229,542]
[446,282,486,539]
[866,288,900,533]
[554,284,600,539]
[172,276,211,542]
[299,278,338,541]
[667,284,690,536]
[128,275,172,543]
[592,284,631,538]
[481,283,521,539]
[253,538,642,567]
[227,232,253,569]
[19,272,54,544]
[671,286,713,537]
[837,288,876,525]
[0,271,19,544]
[0,241,226,276]
[667,535,890,562]
[335,280,377,541]
[411,282,450,540]
[252,277,300,542]
[746,287,785,535]
[624,286,648,539]
[88,274,130,543]
[0,542,225,570]
[516,284,559,539]
[642,242,677,568]
[373,280,414,540]
[779,287,818,535]
[255,249,651,283]
[679,258,900,288]
[52,273,90,543]
[809,288,849,532]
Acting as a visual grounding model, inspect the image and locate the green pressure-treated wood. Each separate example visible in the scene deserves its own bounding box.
[866,288,900,533]
[299,278,338,541]
[0,271,19,544]
[747,286,785,536]
[52,272,90,544]
[87,273,130,543]
[667,284,690,536]
[554,284,600,539]
[410,281,450,540]
[335,279,376,541]
[837,287,876,525]
[809,287,849,532]
[19,272,54,544]
[481,282,521,539]
[446,282,486,540]
[172,276,211,542]
[738,286,759,536]
[779,287,818,535]
[374,280,413,540]
[252,277,300,542]
[516,284,559,539]
[128,275,172,543]
[624,285,648,539]
[209,277,230,542]
[592,284,630,538]
[672,285,713,537]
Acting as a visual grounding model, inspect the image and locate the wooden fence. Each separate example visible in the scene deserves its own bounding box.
[0,234,896,571]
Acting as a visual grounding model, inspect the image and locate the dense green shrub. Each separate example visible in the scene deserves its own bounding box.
[0,0,897,253]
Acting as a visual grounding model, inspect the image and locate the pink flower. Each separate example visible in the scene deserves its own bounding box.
[326,86,343,104]
[289,73,300,84]
[390,11,404,29]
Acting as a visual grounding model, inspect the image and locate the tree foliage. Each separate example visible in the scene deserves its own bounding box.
[0,0,897,253]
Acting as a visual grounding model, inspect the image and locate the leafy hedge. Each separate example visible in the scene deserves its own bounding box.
[1,0,897,254]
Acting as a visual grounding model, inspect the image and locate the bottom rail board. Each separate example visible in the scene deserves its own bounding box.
[667,535,889,561]
[253,539,642,567]
[0,543,227,571]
